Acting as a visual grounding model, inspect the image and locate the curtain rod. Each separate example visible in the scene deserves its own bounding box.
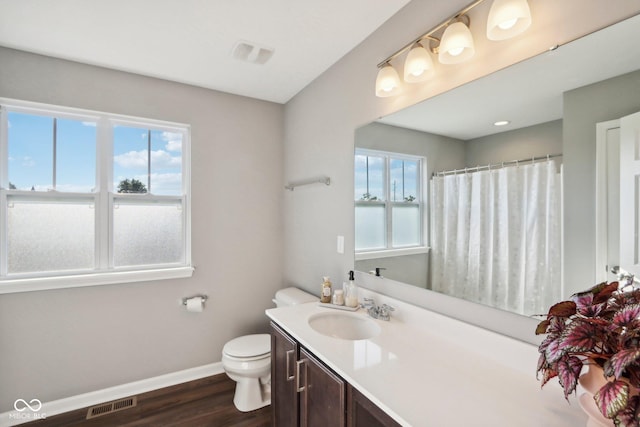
[433,154,562,177]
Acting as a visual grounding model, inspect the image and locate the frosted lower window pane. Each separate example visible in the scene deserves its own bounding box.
[392,205,420,247]
[7,200,95,273]
[113,202,183,267]
[355,205,385,251]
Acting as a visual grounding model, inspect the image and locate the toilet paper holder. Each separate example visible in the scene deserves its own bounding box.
[182,295,208,306]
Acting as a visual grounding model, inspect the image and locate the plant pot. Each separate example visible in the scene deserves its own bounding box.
[578,364,615,427]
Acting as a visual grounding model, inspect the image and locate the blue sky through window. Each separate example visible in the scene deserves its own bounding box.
[113,126,182,196]
[7,112,182,195]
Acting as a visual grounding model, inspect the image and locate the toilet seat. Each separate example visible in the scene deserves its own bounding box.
[223,334,270,359]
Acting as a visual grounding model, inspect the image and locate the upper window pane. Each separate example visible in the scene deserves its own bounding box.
[390,158,419,202]
[113,126,183,195]
[8,112,53,191]
[56,118,97,192]
[354,154,384,201]
[7,112,97,192]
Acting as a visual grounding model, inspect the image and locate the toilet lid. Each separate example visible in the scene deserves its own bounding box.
[223,334,270,358]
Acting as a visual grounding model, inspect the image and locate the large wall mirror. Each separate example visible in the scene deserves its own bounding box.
[355,13,640,321]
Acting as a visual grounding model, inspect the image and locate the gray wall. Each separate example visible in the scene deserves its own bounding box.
[465,120,563,166]
[564,69,640,295]
[0,47,284,410]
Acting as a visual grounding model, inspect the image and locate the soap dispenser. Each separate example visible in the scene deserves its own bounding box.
[345,270,359,308]
[320,276,332,303]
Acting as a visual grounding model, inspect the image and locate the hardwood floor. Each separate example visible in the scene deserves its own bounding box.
[27,374,272,427]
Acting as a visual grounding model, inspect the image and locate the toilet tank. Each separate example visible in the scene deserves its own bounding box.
[273,287,317,307]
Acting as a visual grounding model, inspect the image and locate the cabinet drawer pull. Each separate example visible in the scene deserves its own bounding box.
[285,349,295,381]
[296,359,306,392]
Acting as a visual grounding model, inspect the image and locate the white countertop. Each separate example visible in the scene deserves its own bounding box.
[266,289,587,427]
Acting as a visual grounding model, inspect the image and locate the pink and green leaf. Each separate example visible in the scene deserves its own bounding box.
[545,336,565,363]
[560,321,599,353]
[557,356,583,398]
[604,348,640,379]
[613,304,640,329]
[594,380,629,419]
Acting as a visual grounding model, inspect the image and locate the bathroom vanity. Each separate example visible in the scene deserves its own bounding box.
[266,289,587,426]
[271,321,399,426]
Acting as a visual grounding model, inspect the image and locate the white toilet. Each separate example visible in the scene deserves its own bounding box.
[222,287,317,412]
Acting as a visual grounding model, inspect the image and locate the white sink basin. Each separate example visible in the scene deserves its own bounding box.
[308,312,381,340]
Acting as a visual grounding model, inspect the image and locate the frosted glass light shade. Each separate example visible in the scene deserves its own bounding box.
[375,63,402,97]
[486,0,531,40]
[403,43,435,83]
[438,21,475,64]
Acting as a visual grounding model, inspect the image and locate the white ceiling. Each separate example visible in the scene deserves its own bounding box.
[378,13,640,140]
[0,0,411,104]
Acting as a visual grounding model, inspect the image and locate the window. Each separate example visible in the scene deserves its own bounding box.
[354,149,424,253]
[0,99,192,293]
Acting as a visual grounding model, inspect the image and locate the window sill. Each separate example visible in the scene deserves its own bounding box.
[0,266,194,294]
[355,246,430,261]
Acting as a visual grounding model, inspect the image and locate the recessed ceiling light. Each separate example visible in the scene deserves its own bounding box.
[494,120,510,126]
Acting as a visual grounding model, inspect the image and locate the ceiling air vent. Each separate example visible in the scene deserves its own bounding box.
[86,396,137,419]
[231,40,274,64]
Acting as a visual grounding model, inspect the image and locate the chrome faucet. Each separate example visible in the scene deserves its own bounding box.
[362,298,395,321]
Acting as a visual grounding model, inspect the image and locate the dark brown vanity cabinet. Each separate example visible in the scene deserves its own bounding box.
[347,385,401,427]
[271,322,399,427]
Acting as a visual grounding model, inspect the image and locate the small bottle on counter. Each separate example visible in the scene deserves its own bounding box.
[320,276,332,303]
[345,270,359,308]
[332,289,344,306]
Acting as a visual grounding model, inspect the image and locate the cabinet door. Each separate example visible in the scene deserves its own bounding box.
[299,347,345,427]
[347,384,401,427]
[271,322,299,427]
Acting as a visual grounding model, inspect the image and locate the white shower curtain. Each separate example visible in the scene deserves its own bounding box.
[430,160,562,315]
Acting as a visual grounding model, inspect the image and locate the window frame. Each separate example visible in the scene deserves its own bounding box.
[354,148,428,259]
[0,98,193,294]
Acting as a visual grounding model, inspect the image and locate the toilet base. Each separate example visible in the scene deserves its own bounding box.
[232,376,271,412]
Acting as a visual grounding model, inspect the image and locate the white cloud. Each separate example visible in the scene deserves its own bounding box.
[114,150,181,170]
[114,150,147,169]
[162,131,182,152]
[82,121,97,127]
[22,156,35,167]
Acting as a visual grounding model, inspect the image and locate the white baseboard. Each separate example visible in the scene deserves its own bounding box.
[0,362,224,427]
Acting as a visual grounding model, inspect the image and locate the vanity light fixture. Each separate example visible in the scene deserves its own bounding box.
[438,18,475,64]
[374,0,531,97]
[486,0,532,40]
[375,62,402,97]
[404,42,436,83]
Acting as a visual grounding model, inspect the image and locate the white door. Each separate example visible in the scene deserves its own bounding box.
[595,120,620,281]
[619,111,640,277]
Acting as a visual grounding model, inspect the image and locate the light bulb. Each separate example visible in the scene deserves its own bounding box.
[498,18,518,30]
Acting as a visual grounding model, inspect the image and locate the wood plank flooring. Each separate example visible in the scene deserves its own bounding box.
[27,374,272,427]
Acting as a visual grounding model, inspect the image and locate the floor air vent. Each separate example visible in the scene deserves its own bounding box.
[86,396,137,419]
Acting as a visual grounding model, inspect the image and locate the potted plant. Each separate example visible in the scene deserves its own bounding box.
[536,280,640,426]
